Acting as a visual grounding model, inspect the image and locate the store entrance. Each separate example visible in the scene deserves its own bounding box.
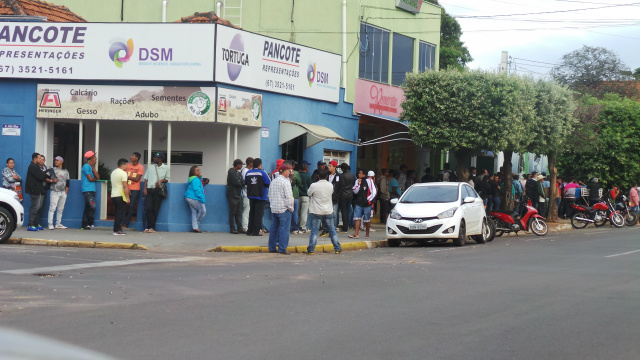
[53,122,80,179]
[281,134,304,164]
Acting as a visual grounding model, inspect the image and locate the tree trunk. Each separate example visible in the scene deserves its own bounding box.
[502,150,513,211]
[547,154,558,222]
[454,151,470,182]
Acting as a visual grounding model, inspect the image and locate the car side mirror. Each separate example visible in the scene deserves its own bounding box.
[390,198,398,205]
[463,196,475,204]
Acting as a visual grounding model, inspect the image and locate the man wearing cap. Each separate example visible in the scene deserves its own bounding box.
[81,151,99,230]
[241,156,254,232]
[536,174,547,216]
[143,152,170,233]
[349,169,377,239]
[297,161,312,232]
[268,164,294,254]
[47,156,70,230]
[271,159,284,181]
[122,152,144,229]
[227,159,245,234]
[311,160,326,183]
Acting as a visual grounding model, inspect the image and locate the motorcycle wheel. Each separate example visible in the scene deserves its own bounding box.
[611,212,625,228]
[593,211,607,227]
[624,212,638,226]
[571,212,589,229]
[529,217,548,236]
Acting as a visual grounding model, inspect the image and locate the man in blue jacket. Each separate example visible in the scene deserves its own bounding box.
[245,158,271,236]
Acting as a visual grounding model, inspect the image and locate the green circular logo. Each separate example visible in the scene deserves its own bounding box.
[251,98,261,121]
[187,92,211,117]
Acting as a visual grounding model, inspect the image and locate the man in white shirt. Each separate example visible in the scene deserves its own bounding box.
[304,169,341,254]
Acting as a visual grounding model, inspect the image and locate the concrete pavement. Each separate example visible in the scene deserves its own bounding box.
[6,219,574,252]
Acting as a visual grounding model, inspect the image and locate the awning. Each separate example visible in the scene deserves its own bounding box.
[357,112,408,128]
[279,120,359,148]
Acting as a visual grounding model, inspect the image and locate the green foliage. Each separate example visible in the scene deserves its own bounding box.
[425,0,472,70]
[401,69,538,155]
[557,95,640,189]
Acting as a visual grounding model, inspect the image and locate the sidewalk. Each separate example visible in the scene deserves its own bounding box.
[6,219,573,253]
[7,224,391,253]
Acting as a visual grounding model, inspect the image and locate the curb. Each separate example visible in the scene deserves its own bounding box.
[209,240,388,253]
[7,237,148,250]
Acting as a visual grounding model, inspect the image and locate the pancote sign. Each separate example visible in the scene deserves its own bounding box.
[395,0,423,14]
[354,79,405,120]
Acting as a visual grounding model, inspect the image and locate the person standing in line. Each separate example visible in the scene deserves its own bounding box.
[337,163,355,233]
[349,170,377,239]
[47,156,69,230]
[290,161,302,233]
[304,169,341,254]
[536,174,547,216]
[245,158,271,236]
[185,165,206,233]
[122,152,144,229]
[629,182,639,218]
[2,158,22,191]
[489,174,501,211]
[268,164,294,255]
[271,159,284,181]
[111,158,130,236]
[525,171,539,209]
[421,167,436,183]
[311,160,326,183]
[227,159,244,234]
[389,170,402,201]
[241,156,254,232]
[26,152,56,231]
[326,160,340,230]
[80,151,99,230]
[398,164,408,192]
[378,169,390,224]
[143,152,170,233]
[297,160,312,233]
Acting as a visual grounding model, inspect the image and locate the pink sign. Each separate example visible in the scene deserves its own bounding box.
[354,79,405,120]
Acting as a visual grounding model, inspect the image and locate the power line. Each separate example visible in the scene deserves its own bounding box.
[512,58,560,66]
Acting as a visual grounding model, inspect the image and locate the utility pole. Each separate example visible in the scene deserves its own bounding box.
[500,51,508,74]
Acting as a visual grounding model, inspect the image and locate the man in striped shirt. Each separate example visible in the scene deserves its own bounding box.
[268,164,294,255]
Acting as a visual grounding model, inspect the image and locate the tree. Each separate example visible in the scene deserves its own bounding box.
[425,0,473,70]
[558,95,640,191]
[527,80,577,221]
[401,69,536,182]
[551,45,633,97]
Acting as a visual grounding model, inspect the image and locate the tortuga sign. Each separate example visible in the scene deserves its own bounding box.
[396,0,423,14]
[354,79,405,120]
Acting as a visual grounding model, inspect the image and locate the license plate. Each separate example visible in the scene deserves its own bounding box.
[409,223,428,230]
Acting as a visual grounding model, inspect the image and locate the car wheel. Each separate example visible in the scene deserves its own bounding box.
[472,218,489,244]
[485,217,496,242]
[387,239,401,247]
[0,206,15,244]
[453,220,466,247]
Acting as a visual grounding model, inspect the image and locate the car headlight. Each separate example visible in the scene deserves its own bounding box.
[437,207,458,219]
[389,209,402,220]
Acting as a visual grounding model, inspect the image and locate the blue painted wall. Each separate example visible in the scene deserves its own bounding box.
[1,80,358,232]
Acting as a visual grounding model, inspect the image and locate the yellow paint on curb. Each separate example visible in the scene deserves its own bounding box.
[7,237,21,244]
[213,245,270,253]
[340,242,369,251]
[22,238,58,246]
[58,240,96,248]
[95,242,148,250]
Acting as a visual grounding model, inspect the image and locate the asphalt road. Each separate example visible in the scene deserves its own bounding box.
[1,226,639,360]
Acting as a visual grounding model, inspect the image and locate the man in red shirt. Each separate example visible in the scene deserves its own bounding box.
[122,152,144,229]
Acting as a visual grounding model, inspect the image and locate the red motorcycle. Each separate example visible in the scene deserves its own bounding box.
[570,199,624,229]
[489,205,548,237]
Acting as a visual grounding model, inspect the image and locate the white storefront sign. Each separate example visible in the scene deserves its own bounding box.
[215,26,341,103]
[36,84,216,122]
[0,23,215,81]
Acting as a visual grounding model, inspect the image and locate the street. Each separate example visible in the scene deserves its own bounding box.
[1,226,639,360]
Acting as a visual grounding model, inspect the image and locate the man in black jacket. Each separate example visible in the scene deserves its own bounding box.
[25,152,57,231]
[227,159,244,234]
[337,163,355,232]
[525,171,539,209]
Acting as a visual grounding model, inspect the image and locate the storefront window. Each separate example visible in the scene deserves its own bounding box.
[359,23,390,84]
[392,33,414,86]
[324,150,350,170]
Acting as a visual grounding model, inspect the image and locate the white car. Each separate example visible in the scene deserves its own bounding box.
[386,182,492,247]
[0,188,24,243]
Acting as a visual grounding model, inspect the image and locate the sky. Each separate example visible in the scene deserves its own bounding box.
[436,0,640,77]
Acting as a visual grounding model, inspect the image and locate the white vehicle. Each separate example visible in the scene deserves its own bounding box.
[386,182,492,247]
[0,188,24,243]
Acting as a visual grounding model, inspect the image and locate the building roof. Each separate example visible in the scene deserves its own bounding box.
[175,11,239,28]
[0,0,86,22]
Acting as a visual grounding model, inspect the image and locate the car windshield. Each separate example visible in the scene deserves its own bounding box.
[400,186,459,203]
